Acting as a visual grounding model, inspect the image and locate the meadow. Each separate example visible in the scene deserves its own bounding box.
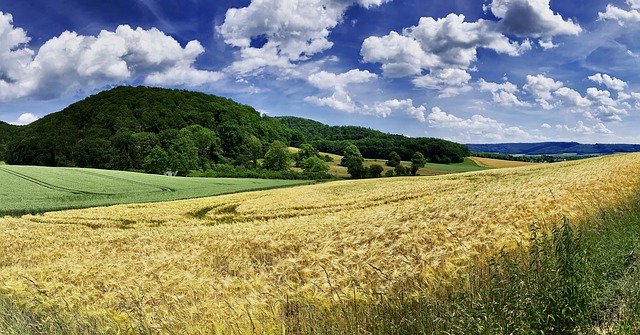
[1,154,640,333]
[0,165,309,216]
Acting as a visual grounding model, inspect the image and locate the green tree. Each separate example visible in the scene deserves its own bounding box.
[183,125,221,163]
[236,135,263,168]
[296,143,319,166]
[386,151,401,167]
[143,146,169,174]
[263,140,290,171]
[411,151,427,175]
[341,144,365,179]
[301,156,329,177]
[367,164,384,178]
[167,132,199,175]
[394,164,409,176]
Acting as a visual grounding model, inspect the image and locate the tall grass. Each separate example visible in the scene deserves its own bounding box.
[280,202,640,334]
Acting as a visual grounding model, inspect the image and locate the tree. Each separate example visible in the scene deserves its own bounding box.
[341,144,365,179]
[394,164,409,176]
[296,143,319,166]
[411,151,427,175]
[182,125,221,163]
[367,164,384,178]
[301,156,329,177]
[263,140,290,171]
[143,146,169,174]
[167,132,199,175]
[386,151,401,167]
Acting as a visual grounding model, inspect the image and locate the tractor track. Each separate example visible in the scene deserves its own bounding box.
[0,166,114,196]
[72,169,177,192]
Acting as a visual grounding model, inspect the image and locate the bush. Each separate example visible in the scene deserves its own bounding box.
[366,164,384,178]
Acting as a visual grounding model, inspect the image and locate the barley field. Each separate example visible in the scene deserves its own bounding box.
[1,154,640,333]
[469,156,538,168]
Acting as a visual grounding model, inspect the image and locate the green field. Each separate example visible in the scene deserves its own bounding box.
[0,165,309,216]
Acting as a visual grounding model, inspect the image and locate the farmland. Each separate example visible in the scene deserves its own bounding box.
[1,154,640,333]
[0,165,309,216]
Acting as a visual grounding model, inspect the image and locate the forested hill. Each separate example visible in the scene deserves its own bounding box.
[279,116,469,163]
[0,121,20,162]
[468,142,640,155]
[3,86,469,170]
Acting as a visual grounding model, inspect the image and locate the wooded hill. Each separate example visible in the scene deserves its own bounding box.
[2,86,469,171]
[468,142,640,155]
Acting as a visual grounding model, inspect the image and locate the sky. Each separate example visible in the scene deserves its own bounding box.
[1,0,640,144]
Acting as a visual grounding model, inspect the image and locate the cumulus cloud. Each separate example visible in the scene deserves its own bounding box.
[304,69,376,113]
[218,0,390,74]
[13,113,39,125]
[478,78,530,107]
[588,73,628,91]
[367,99,427,122]
[0,13,222,102]
[553,87,591,108]
[361,14,527,76]
[412,68,472,97]
[426,106,543,142]
[556,121,613,135]
[523,74,564,109]
[489,0,582,47]
[599,0,640,24]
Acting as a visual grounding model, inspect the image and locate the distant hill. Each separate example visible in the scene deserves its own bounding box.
[3,86,468,171]
[278,116,469,163]
[468,142,640,155]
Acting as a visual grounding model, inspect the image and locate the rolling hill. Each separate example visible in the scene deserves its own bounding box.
[3,87,468,171]
[468,142,640,155]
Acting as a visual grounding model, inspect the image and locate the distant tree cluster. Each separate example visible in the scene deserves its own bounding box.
[279,116,470,164]
[341,144,428,179]
[472,152,599,163]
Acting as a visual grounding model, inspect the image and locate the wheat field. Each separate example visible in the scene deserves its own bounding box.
[1,154,640,333]
[469,156,538,168]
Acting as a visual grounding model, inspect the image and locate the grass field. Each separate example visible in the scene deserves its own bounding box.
[0,165,309,216]
[1,154,640,333]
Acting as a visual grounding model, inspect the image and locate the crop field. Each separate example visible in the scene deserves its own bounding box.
[1,154,640,333]
[469,156,538,168]
[0,165,309,215]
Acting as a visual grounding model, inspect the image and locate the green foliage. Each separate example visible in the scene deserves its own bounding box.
[278,116,470,164]
[295,143,319,166]
[410,151,427,175]
[386,151,401,167]
[366,164,384,178]
[384,169,394,177]
[394,164,409,176]
[301,156,330,178]
[341,144,365,179]
[263,140,290,171]
[143,146,169,174]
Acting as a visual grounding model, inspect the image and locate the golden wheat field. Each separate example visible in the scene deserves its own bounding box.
[2,153,640,333]
[469,156,538,168]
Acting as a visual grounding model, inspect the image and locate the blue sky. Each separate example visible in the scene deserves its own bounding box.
[1,0,640,143]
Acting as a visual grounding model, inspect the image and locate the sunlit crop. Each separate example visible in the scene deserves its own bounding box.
[1,154,640,333]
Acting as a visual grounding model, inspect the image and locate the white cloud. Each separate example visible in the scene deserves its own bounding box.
[13,113,39,125]
[426,106,543,142]
[553,87,591,108]
[588,73,628,91]
[599,0,640,24]
[361,14,528,78]
[478,78,530,107]
[367,99,427,122]
[490,0,582,44]
[218,0,390,75]
[304,69,376,112]
[523,74,564,109]
[557,121,613,135]
[0,14,222,102]
[541,123,552,128]
[412,68,472,98]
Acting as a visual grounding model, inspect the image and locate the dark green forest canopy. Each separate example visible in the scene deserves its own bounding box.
[278,116,470,163]
[3,86,469,170]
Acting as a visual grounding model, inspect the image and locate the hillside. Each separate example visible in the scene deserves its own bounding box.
[2,153,639,332]
[468,142,640,155]
[279,116,470,163]
[3,87,469,172]
[0,121,20,162]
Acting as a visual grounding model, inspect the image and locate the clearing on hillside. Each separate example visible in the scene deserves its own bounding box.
[1,154,640,333]
[0,165,309,215]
